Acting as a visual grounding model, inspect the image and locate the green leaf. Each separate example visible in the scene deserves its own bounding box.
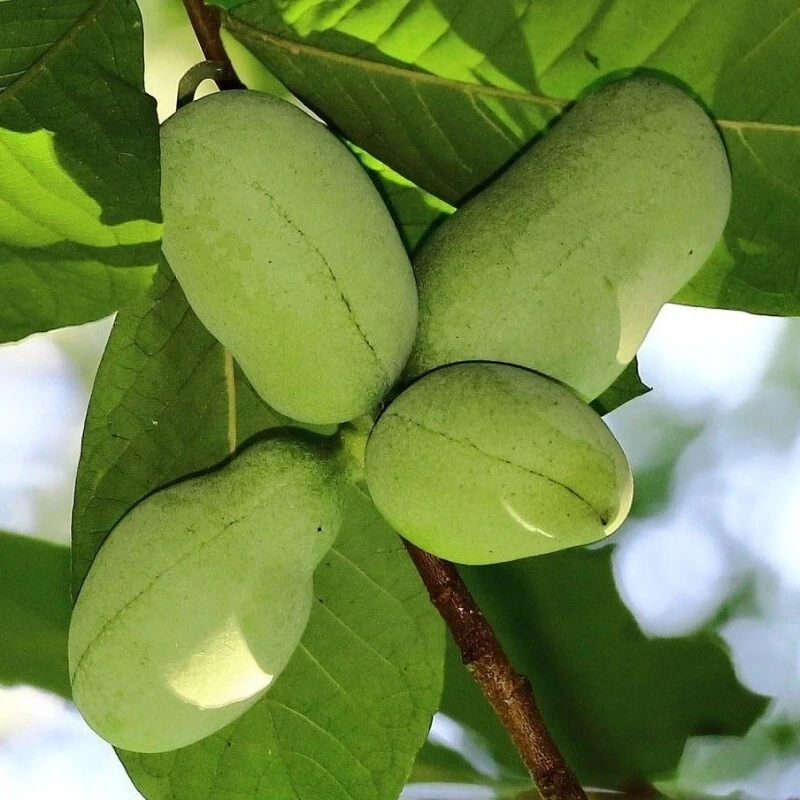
[222,3,559,206]
[591,358,651,417]
[0,531,71,697]
[349,145,454,254]
[221,0,800,316]
[438,547,768,789]
[0,0,161,343]
[71,264,444,800]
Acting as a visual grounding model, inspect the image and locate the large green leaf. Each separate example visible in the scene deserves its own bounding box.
[71,264,444,800]
[220,0,800,316]
[438,547,768,790]
[0,531,71,697]
[0,0,161,343]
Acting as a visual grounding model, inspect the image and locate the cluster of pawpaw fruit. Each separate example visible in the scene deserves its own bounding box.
[68,76,732,753]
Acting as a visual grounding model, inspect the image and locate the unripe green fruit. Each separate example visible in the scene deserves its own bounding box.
[406,77,732,400]
[364,362,632,565]
[69,434,345,753]
[160,90,418,424]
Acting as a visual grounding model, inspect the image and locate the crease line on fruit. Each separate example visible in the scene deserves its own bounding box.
[252,180,391,385]
[388,411,608,526]
[224,349,237,454]
[519,233,595,296]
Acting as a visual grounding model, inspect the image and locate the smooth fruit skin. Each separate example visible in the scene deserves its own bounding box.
[161,90,418,424]
[406,77,732,400]
[68,434,344,753]
[364,362,633,565]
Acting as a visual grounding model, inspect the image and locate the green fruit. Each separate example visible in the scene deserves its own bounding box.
[160,90,418,425]
[406,77,732,400]
[364,362,632,565]
[68,434,345,753]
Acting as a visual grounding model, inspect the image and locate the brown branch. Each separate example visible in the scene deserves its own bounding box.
[180,9,587,798]
[404,541,588,800]
[180,0,245,91]
[517,789,663,800]
[517,791,662,800]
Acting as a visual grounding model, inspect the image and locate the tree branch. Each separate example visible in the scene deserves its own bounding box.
[180,0,245,91]
[518,790,662,800]
[405,542,588,800]
[179,8,588,798]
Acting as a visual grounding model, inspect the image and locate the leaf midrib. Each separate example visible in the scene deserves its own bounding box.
[223,15,567,110]
[224,15,800,135]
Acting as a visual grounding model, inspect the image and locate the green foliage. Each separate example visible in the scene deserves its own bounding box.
[0,531,71,697]
[71,264,444,798]
[591,359,651,417]
[0,0,161,342]
[222,0,800,316]
[3,1,797,797]
[348,145,455,253]
[365,362,632,564]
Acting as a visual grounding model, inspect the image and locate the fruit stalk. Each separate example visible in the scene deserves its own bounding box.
[404,541,588,800]
[180,0,244,92]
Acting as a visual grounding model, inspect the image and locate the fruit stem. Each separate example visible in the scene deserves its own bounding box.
[180,0,245,93]
[333,415,373,485]
[404,542,589,800]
